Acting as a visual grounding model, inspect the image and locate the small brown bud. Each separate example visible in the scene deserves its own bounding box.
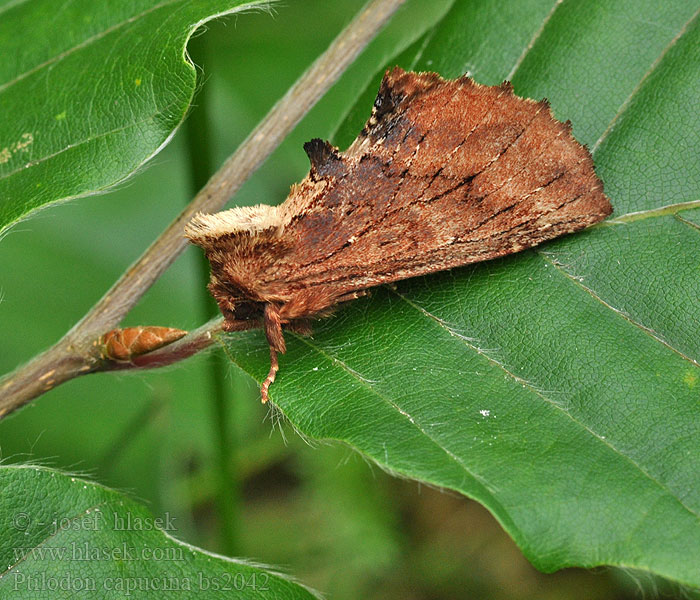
[101,326,187,362]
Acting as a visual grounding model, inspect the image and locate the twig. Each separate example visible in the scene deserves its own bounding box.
[184,30,240,557]
[0,0,406,419]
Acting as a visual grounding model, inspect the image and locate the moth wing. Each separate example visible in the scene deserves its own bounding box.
[271,67,611,310]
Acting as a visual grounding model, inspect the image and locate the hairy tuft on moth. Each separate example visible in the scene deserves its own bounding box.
[186,67,612,403]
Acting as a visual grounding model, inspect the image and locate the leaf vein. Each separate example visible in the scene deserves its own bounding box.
[0,0,181,94]
[391,287,700,521]
[0,499,109,579]
[592,5,700,154]
[0,100,181,182]
[538,251,699,370]
[606,199,700,224]
[287,332,499,497]
[0,0,30,18]
[675,213,700,232]
[506,0,565,81]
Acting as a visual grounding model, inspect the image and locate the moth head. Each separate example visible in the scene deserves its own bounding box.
[185,206,285,331]
[208,273,266,330]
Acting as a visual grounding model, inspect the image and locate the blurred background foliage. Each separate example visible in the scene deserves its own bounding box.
[0,1,687,598]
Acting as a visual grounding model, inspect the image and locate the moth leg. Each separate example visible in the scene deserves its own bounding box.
[221,318,259,332]
[335,289,369,303]
[286,319,313,337]
[261,303,286,403]
[260,346,278,405]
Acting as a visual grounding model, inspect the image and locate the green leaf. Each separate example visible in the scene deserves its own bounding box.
[221,0,700,586]
[0,0,270,236]
[0,466,319,599]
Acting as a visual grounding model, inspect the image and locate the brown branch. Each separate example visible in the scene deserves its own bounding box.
[0,0,406,419]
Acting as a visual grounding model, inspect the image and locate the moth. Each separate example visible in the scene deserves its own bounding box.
[186,67,612,402]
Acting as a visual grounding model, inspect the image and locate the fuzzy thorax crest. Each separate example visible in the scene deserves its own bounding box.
[185,204,282,244]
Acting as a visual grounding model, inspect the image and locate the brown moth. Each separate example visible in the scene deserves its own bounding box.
[101,326,187,362]
[186,67,612,402]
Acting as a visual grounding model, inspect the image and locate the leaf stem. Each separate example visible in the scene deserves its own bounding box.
[0,0,406,420]
[184,30,240,556]
[605,199,700,224]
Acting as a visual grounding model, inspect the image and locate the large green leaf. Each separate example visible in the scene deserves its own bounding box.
[0,3,455,598]
[0,0,269,235]
[0,466,318,598]
[221,0,700,585]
